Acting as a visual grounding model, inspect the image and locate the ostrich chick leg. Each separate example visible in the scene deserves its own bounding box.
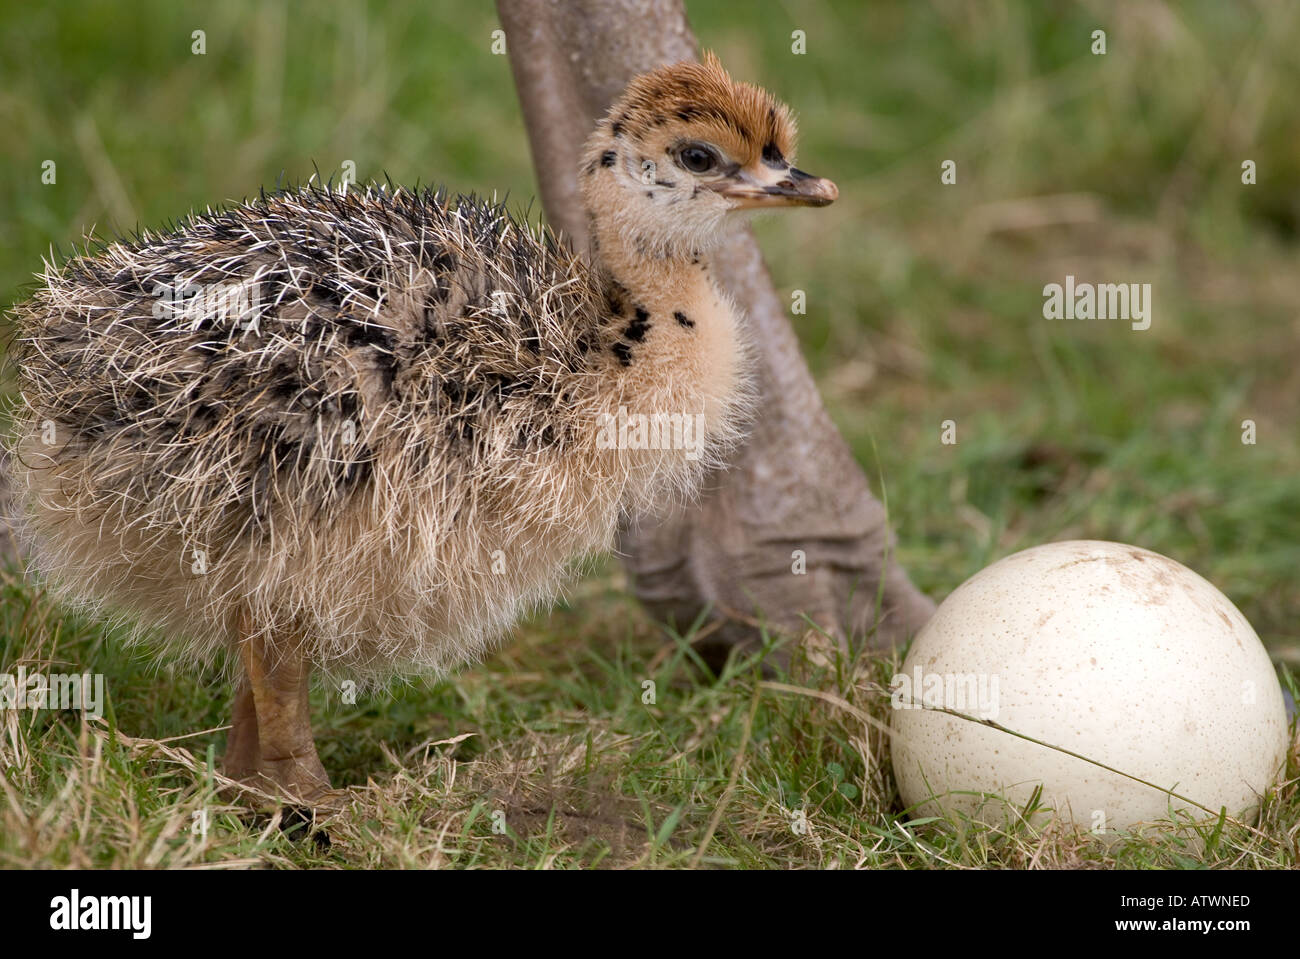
[223,678,261,782]
[225,631,331,802]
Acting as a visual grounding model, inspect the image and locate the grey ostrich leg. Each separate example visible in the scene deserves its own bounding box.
[497,0,935,657]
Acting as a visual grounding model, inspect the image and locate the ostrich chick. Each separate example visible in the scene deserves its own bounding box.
[7,54,837,802]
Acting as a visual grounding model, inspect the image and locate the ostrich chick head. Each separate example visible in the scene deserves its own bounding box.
[580,51,838,263]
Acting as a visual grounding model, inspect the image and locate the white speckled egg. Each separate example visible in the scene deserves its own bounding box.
[890,541,1290,838]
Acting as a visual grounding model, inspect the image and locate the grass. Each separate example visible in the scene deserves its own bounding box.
[1,0,1298,868]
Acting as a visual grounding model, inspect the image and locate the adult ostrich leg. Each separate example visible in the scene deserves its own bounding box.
[498,0,935,658]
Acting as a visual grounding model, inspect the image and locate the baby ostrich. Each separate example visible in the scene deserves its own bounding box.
[6,54,836,802]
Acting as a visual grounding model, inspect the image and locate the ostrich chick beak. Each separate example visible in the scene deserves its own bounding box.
[708,164,839,209]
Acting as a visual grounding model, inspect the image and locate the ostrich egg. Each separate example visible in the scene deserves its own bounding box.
[890,541,1290,838]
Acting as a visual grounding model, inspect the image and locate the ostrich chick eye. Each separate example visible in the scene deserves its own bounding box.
[677,144,719,174]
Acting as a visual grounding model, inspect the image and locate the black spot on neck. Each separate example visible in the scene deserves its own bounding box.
[612,342,632,366]
[624,308,651,342]
[674,311,694,329]
[600,150,617,168]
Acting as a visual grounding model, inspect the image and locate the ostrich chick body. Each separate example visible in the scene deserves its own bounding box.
[7,54,837,800]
